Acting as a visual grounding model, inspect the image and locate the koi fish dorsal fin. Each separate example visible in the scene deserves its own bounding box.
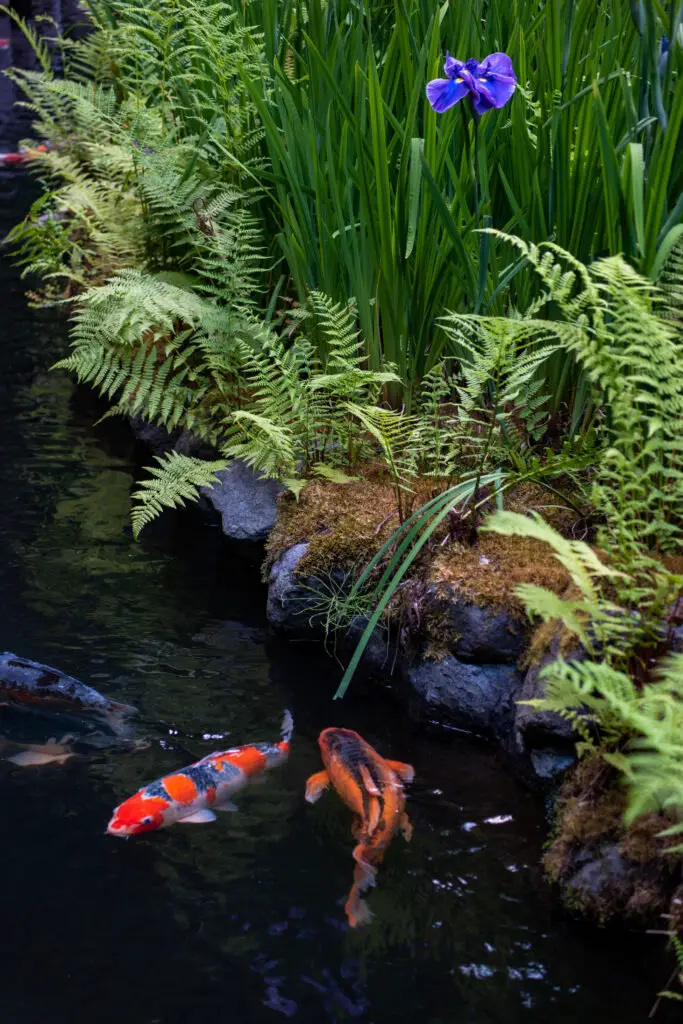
[305,770,330,803]
[386,760,415,784]
[358,764,381,796]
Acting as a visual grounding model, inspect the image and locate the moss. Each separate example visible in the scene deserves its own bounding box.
[264,475,404,580]
[266,474,578,614]
[429,532,571,616]
[543,755,678,924]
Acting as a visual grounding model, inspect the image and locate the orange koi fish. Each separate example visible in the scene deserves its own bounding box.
[305,727,414,927]
[107,711,293,836]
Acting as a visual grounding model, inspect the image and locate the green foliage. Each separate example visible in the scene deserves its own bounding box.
[130,451,227,538]
[224,293,402,482]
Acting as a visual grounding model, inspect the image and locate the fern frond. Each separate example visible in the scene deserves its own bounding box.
[130,452,227,538]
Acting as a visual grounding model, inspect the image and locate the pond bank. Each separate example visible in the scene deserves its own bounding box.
[128,416,682,934]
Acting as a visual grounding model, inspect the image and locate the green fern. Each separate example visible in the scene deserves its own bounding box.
[130,452,227,538]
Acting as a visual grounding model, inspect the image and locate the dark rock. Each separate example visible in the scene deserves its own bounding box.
[266,547,399,675]
[129,415,215,460]
[406,656,522,737]
[529,749,576,781]
[514,630,584,757]
[201,461,285,543]
[425,585,527,663]
[560,840,675,923]
[343,615,398,680]
[130,415,283,542]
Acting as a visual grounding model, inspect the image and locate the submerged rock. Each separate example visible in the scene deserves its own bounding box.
[406,657,522,737]
[201,461,284,543]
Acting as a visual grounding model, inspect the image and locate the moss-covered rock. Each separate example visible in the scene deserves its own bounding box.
[544,756,679,925]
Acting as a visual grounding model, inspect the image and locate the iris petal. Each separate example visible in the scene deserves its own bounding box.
[426,78,469,113]
[471,74,517,113]
[478,52,516,79]
[443,53,464,80]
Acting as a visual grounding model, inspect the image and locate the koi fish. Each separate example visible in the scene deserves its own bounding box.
[0,143,51,166]
[305,727,414,928]
[107,710,293,836]
[0,652,136,734]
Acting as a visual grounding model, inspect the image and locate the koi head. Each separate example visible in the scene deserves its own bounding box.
[106,792,168,837]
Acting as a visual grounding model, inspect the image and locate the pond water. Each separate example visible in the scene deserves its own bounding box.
[0,152,677,1024]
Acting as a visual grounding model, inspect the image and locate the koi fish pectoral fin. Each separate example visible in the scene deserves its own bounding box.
[177,809,217,824]
[6,749,74,767]
[305,770,330,803]
[400,812,413,842]
[214,800,239,812]
[386,760,415,784]
[358,764,381,796]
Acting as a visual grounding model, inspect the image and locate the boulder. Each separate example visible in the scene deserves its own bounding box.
[406,656,522,737]
[201,461,284,543]
[424,584,527,662]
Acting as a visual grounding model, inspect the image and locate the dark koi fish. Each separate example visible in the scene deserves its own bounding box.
[305,727,413,927]
[107,711,293,836]
[0,652,136,734]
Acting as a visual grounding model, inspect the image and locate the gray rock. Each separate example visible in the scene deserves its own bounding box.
[425,585,527,663]
[201,461,285,543]
[266,543,322,636]
[407,656,522,737]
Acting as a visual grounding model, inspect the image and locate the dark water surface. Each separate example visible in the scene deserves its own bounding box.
[0,176,675,1024]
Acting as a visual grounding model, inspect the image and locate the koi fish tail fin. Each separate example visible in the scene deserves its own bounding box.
[103,702,137,737]
[351,845,378,891]
[280,709,294,745]
[345,882,373,929]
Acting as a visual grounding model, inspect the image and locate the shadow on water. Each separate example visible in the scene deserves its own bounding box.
[0,54,678,1024]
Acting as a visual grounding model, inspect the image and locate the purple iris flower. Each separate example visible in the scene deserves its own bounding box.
[426,52,517,115]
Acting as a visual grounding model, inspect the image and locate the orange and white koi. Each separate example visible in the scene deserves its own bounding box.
[107,711,293,836]
[305,727,414,927]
